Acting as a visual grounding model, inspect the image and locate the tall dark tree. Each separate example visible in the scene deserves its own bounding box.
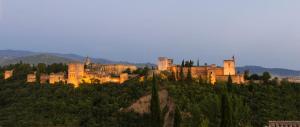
[37,63,47,73]
[181,60,185,67]
[180,60,185,81]
[197,59,200,67]
[174,106,182,127]
[220,94,233,127]
[150,74,162,127]
[227,75,233,93]
[189,60,194,67]
[187,67,192,82]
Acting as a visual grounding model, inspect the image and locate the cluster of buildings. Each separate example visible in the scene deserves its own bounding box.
[67,58,137,87]
[157,56,245,84]
[2,56,245,85]
[3,57,137,87]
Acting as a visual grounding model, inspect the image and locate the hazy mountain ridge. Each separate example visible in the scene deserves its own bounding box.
[1,50,298,76]
[0,50,154,67]
[237,66,300,77]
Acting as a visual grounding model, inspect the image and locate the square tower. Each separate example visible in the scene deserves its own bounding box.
[157,57,173,71]
[67,63,84,87]
[223,57,236,75]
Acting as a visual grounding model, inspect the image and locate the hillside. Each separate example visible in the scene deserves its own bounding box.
[1,50,299,76]
[237,66,300,77]
[0,54,76,65]
[0,50,155,67]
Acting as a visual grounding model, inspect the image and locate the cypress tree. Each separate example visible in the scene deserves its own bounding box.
[180,60,185,81]
[187,67,192,82]
[220,94,233,127]
[174,106,182,127]
[227,75,233,93]
[150,74,162,127]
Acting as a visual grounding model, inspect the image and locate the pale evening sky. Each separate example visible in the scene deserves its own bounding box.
[0,0,300,69]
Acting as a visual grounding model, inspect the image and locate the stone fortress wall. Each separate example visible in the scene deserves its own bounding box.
[158,56,244,84]
[22,57,136,87]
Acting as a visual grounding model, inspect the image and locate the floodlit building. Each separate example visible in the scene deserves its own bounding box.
[67,58,137,87]
[27,73,36,83]
[49,72,66,84]
[4,70,13,80]
[157,57,174,71]
[158,56,245,84]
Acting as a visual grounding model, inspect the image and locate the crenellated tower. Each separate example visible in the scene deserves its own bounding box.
[223,56,236,75]
[67,63,84,87]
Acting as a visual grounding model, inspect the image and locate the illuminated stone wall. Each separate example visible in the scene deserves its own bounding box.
[158,57,173,71]
[90,64,137,75]
[50,73,66,84]
[67,62,135,87]
[164,57,244,84]
[27,74,36,83]
[67,63,84,87]
[223,59,236,75]
[4,70,13,80]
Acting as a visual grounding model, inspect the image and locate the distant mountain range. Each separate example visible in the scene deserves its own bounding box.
[237,66,300,77]
[0,50,154,68]
[0,50,299,77]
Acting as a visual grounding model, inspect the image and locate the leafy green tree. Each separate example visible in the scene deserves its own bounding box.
[261,72,271,84]
[249,74,260,80]
[244,70,250,80]
[37,63,47,73]
[150,74,163,127]
[199,118,209,127]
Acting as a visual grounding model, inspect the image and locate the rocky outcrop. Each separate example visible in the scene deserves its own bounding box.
[121,90,176,127]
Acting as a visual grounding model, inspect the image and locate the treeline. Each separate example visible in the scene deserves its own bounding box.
[167,79,300,127]
[1,63,300,127]
[0,62,67,81]
[0,79,152,127]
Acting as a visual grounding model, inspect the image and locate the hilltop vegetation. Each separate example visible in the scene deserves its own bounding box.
[0,63,300,127]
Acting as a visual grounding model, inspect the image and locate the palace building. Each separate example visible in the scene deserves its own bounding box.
[157,56,245,84]
[67,57,137,87]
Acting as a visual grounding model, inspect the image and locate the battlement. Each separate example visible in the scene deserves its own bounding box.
[157,56,243,84]
[158,57,173,71]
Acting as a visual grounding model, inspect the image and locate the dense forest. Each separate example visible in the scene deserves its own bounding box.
[0,63,299,127]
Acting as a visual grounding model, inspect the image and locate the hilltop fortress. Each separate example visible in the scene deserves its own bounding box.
[68,57,137,87]
[157,56,245,84]
[4,56,244,85]
[23,57,137,87]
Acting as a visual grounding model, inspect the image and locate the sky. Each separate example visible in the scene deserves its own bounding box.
[0,0,300,69]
